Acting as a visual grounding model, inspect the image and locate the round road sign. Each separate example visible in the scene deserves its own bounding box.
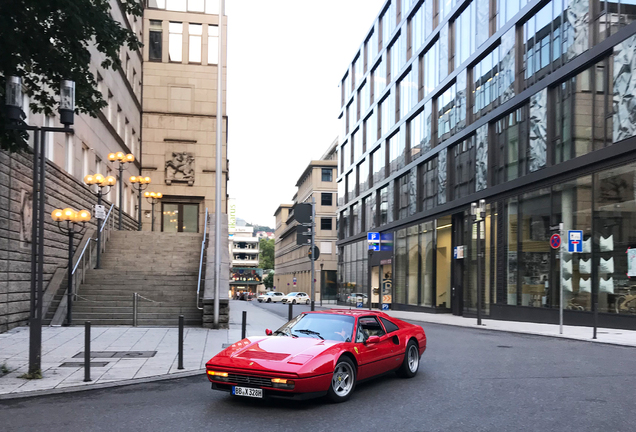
[550,233,561,250]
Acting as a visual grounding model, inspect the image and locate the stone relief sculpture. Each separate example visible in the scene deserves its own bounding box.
[613,34,636,143]
[165,151,195,185]
[565,0,589,60]
[438,149,447,205]
[499,28,516,104]
[20,189,32,246]
[529,89,547,172]
[476,124,488,192]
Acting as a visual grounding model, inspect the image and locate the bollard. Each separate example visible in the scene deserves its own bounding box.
[178,315,184,370]
[84,321,91,382]
[241,310,247,340]
[288,303,293,322]
[133,293,138,327]
[593,301,599,339]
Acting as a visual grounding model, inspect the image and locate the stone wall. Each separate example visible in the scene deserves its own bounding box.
[0,149,137,333]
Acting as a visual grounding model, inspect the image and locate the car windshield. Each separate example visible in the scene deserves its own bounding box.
[273,313,355,342]
[287,292,298,296]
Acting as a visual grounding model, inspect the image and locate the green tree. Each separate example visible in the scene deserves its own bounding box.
[263,271,274,289]
[0,0,143,152]
[259,238,275,270]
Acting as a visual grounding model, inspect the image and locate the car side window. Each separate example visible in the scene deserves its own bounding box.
[357,316,386,341]
[380,317,399,334]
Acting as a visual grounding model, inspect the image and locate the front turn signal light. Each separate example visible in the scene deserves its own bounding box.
[271,378,295,389]
[207,370,229,381]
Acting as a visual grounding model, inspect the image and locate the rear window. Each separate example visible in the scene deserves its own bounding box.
[380,317,399,333]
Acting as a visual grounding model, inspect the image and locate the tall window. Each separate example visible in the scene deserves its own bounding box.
[321,218,333,231]
[149,20,163,61]
[169,22,183,62]
[189,24,202,63]
[322,168,333,182]
[208,25,219,64]
[321,193,333,206]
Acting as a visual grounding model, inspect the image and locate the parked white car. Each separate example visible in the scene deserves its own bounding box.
[257,292,285,303]
[281,292,310,305]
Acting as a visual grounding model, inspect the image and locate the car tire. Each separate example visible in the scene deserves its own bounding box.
[267,298,271,303]
[327,356,356,403]
[306,299,310,305]
[292,299,296,305]
[258,299,262,303]
[396,340,420,378]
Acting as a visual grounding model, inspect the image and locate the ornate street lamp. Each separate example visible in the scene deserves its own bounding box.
[51,208,91,326]
[4,76,75,375]
[144,191,163,231]
[107,152,135,230]
[84,173,116,268]
[130,175,151,231]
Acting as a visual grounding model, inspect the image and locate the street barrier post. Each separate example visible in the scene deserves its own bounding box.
[288,303,293,322]
[241,311,247,340]
[178,315,184,370]
[84,321,91,382]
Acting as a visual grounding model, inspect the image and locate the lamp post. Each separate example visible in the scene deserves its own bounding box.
[130,175,150,230]
[144,191,162,231]
[4,76,75,375]
[471,199,486,326]
[51,208,91,326]
[83,173,116,269]
[107,151,135,230]
[320,262,324,307]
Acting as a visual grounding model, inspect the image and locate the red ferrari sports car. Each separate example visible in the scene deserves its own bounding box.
[206,309,426,402]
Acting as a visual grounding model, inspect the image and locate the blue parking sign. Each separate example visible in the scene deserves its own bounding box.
[568,230,583,253]
[368,243,380,251]
[356,302,363,308]
[367,232,380,242]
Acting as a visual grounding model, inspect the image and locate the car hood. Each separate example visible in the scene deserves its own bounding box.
[207,336,341,376]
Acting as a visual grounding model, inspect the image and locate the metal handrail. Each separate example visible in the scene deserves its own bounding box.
[196,208,209,310]
[100,204,115,233]
[72,238,94,275]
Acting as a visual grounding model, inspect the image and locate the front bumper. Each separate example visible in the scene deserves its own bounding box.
[208,373,331,400]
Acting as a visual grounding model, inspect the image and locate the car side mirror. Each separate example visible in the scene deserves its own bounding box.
[365,335,380,345]
[265,329,273,336]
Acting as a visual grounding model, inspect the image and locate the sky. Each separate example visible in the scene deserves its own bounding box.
[225,0,385,228]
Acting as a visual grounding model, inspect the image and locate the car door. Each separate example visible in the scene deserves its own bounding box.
[352,316,397,380]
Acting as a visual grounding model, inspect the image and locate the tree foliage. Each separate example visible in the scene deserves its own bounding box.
[263,272,274,289]
[0,0,143,152]
[259,238,275,271]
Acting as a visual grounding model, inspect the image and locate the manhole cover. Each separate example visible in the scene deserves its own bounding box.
[73,351,157,359]
[60,362,109,367]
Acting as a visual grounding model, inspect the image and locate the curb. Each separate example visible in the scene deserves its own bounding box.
[0,368,206,401]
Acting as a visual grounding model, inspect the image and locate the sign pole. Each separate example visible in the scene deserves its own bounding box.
[560,222,564,335]
[310,196,315,311]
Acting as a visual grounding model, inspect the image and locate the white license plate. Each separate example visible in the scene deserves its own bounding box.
[232,386,263,398]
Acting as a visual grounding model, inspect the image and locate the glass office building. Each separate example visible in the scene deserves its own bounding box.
[336,0,636,329]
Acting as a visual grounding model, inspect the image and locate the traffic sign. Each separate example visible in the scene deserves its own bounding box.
[367,232,380,242]
[382,303,389,310]
[308,246,320,260]
[550,233,561,250]
[568,230,583,253]
[94,204,106,219]
[356,302,363,308]
[368,243,380,251]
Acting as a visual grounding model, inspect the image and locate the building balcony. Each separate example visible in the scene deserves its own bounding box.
[232,247,259,254]
[232,259,259,266]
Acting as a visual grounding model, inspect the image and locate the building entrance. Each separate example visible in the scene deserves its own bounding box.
[451,212,467,316]
[162,203,199,232]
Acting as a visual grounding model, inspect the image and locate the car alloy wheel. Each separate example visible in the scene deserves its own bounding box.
[306,299,310,305]
[267,298,271,303]
[292,300,296,304]
[397,340,419,378]
[327,357,356,403]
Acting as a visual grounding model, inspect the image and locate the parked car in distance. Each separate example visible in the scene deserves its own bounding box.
[257,292,285,303]
[281,292,310,305]
[346,293,368,305]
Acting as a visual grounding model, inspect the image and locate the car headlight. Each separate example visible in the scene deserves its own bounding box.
[271,378,295,389]
[207,370,229,381]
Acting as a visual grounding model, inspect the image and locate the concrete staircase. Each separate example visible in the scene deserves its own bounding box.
[71,231,204,326]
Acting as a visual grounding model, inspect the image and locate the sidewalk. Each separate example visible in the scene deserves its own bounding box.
[327,304,636,348]
[0,300,286,400]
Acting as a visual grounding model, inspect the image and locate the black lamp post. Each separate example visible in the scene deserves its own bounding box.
[83,173,116,269]
[51,208,91,326]
[107,151,134,230]
[4,76,75,375]
[130,175,150,230]
[144,191,162,231]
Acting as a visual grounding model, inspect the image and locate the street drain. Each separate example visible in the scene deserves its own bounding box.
[60,362,109,367]
[72,351,157,359]
[497,345,513,348]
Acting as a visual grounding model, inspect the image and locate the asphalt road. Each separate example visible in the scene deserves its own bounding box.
[1,309,634,432]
